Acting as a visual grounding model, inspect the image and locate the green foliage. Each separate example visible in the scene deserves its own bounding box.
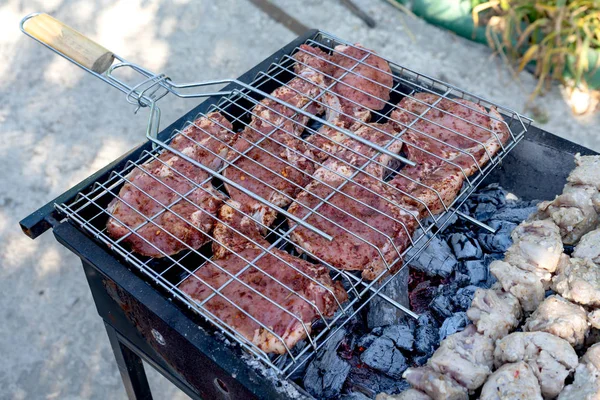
[472,0,600,98]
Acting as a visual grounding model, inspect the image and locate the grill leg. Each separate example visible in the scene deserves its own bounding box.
[105,322,153,400]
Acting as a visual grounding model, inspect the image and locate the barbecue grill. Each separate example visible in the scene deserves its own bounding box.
[19,13,598,400]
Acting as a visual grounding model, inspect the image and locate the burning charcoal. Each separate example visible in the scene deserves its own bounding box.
[303,329,351,399]
[466,184,507,209]
[412,354,430,367]
[415,312,439,357]
[491,204,538,223]
[429,293,453,321]
[478,220,516,253]
[453,271,471,288]
[382,322,415,352]
[367,267,410,329]
[341,392,372,400]
[347,361,411,397]
[358,334,378,349]
[449,233,483,260]
[360,337,408,379]
[461,259,488,286]
[483,254,501,288]
[474,202,497,221]
[409,280,437,314]
[452,285,478,310]
[439,312,469,341]
[409,234,457,278]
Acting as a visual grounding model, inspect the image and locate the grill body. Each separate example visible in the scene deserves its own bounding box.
[21,30,598,399]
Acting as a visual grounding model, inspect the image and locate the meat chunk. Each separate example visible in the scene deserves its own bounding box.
[466,286,522,341]
[490,260,545,313]
[552,257,600,307]
[330,44,393,111]
[428,324,494,390]
[494,332,578,399]
[573,227,600,264]
[558,343,600,400]
[523,295,589,348]
[376,389,432,400]
[403,366,468,400]
[179,203,347,354]
[566,154,600,189]
[288,123,418,280]
[106,113,235,257]
[480,362,543,400]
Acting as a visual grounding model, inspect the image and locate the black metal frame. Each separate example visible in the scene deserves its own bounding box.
[20,29,599,400]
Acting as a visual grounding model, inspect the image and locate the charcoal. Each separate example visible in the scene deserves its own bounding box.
[357,334,378,350]
[367,266,410,329]
[360,337,408,379]
[449,233,482,260]
[482,253,501,287]
[412,354,430,367]
[409,280,437,314]
[415,312,439,356]
[466,184,506,209]
[429,294,453,321]
[452,285,478,310]
[347,363,411,396]
[461,259,488,286]
[474,202,497,221]
[409,234,457,278]
[491,204,538,223]
[381,322,414,352]
[439,312,469,340]
[453,271,471,288]
[303,329,351,399]
[340,392,372,400]
[478,220,516,253]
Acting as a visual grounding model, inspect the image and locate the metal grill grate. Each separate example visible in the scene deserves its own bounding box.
[55,30,532,377]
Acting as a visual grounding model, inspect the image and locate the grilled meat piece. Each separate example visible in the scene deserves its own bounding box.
[403,366,468,400]
[558,343,600,400]
[376,389,433,400]
[552,256,600,307]
[288,123,418,280]
[428,324,495,391]
[179,203,347,354]
[490,260,545,313]
[494,332,578,399]
[573,227,600,264]
[106,113,235,257]
[566,153,600,189]
[466,286,522,341]
[480,362,543,400]
[523,295,589,348]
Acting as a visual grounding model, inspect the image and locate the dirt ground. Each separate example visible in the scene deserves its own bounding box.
[1,0,598,399]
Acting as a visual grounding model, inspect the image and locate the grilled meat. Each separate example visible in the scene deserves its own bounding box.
[558,343,600,400]
[106,113,235,257]
[573,227,600,264]
[288,123,418,280]
[552,256,600,307]
[494,332,578,399]
[466,286,522,341]
[490,260,545,313]
[403,366,468,400]
[480,362,543,400]
[523,295,589,348]
[376,389,433,400]
[179,202,347,354]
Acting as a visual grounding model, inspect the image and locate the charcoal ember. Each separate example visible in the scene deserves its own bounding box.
[412,354,430,367]
[461,259,488,286]
[341,392,372,400]
[491,204,538,223]
[439,312,469,340]
[303,329,351,399]
[453,271,471,288]
[409,280,438,314]
[465,184,506,209]
[381,322,415,352]
[429,293,453,321]
[357,334,378,350]
[409,233,457,278]
[347,361,411,397]
[474,202,498,221]
[360,337,408,379]
[449,233,483,260]
[452,285,478,310]
[415,312,439,356]
[483,253,501,287]
[367,266,410,329]
[478,220,516,253]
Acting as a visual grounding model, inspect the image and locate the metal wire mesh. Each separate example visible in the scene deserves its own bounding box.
[55,30,532,376]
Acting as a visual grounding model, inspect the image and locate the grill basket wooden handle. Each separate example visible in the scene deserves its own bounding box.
[22,13,114,74]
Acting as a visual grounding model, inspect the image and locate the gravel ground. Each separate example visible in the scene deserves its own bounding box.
[1,0,598,399]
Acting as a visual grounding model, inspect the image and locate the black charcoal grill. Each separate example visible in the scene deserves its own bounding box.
[19,13,598,400]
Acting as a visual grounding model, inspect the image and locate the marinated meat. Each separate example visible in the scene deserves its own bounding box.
[494,332,578,399]
[566,154,600,189]
[490,260,545,313]
[523,295,589,348]
[106,113,235,257]
[552,257,600,307]
[179,203,347,354]
[558,343,600,400]
[573,227,600,264]
[330,44,393,111]
[480,362,543,400]
[376,389,433,400]
[428,324,495,390]
[466,286,522,341]
[288,123,419,280]
[403,366,468,400]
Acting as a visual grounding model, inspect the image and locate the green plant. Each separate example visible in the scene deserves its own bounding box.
[472,0,600,99]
